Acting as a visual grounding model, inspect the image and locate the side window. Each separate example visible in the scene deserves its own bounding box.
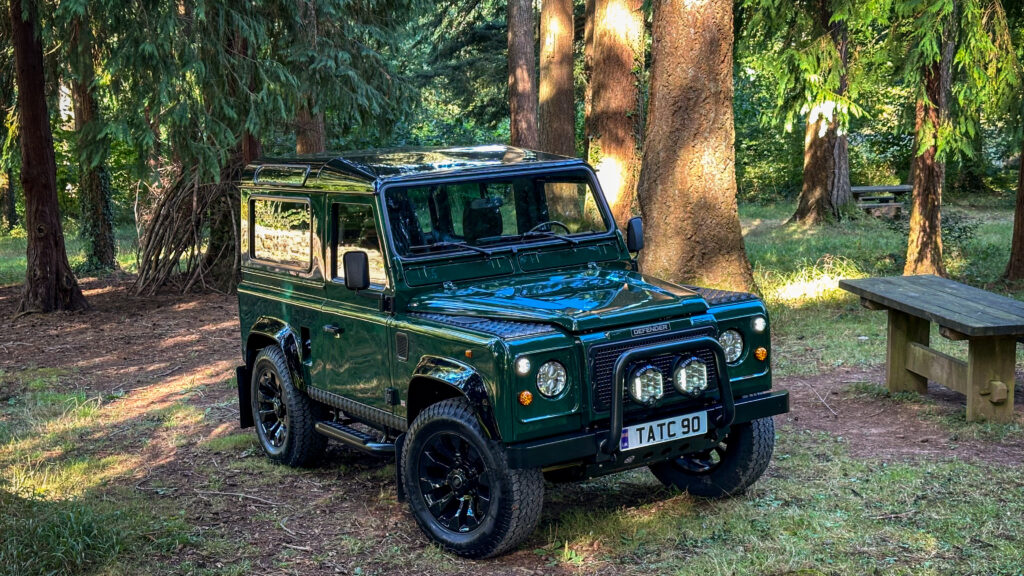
[250,197,312,271]
[332,203,387,287]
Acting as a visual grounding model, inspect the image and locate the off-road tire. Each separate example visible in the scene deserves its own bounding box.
[402,398,543,558]
[251,346,325,467]
[649,416,775,498]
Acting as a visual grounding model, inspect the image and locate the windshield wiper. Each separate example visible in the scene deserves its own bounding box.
[408,241,493,257]
[522,230,579,246]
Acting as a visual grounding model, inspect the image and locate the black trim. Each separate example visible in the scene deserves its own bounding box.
[307,386,407,432]
[236,365,253,428]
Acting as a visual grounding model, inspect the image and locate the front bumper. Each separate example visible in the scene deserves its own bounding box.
[506,390,789,470]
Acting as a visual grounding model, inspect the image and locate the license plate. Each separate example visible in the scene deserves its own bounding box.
[620,411,708,451]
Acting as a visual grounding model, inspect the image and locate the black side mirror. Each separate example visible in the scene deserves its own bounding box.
[342,251,371,291]
[625,217,644,252]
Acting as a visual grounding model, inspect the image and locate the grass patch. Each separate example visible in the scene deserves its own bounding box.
[0,225,139,286]
[201,433,257,453]
[535,428,1024,574]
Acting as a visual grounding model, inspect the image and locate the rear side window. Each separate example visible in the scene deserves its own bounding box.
[250,197,312,271]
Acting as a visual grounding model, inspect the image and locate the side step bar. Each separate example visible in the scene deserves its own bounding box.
[315,421,395,455]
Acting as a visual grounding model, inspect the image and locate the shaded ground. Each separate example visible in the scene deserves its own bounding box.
[2,277,1022,574]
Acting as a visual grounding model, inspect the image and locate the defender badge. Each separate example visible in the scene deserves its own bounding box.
[632,322,670,337]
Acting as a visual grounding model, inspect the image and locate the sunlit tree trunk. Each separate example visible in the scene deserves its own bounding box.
[638,0,754,292]
[508,0,538,149]
[590,0,644,226]
[539,0,574,157]
[791,7,851,224]
[1004,146,1024,280]
[582,0,595,161]
[905,62,946,276]
[10,0,88,313]
[70,11,117,271]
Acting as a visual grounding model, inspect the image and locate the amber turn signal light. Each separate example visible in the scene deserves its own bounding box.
[754,347,768,361]
[518,390,533,406]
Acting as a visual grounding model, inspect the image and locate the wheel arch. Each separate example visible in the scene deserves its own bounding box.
[406,356,500,440]
[245,317,306,389]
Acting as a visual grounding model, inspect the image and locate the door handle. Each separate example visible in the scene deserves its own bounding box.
[323,325,344,338]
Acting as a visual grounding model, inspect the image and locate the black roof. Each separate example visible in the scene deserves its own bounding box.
[242,145,585,190]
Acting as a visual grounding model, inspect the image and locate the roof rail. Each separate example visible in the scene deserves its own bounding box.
[253,164,311,187]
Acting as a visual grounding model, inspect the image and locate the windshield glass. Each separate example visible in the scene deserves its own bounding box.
[384,172,611,257]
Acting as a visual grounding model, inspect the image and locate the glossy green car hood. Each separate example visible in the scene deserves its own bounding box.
[406,268,709,333]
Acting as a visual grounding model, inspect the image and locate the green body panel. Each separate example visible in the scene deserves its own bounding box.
[236,146,787,470]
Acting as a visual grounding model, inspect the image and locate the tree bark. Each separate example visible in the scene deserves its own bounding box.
[507,0,538,149]
[790,4,851,224]
[295,1,326,155]
[904,61,946,276]
[295,100,325,155]
[1004,144,1024,280]
[637,0,754,292]
[582,0,595,162]
[590,0,644,226]
[70,12,117,271]
[539,0,575,157]
[10,0,88,313]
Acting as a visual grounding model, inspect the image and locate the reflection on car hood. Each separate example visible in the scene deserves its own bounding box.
[406,267,709,333]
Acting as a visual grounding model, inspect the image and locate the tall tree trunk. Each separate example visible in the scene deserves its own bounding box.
[539,0,575,157]
[9,0,88,313]
[904,63,946,276]
[904,16,953,277]
[590,0,644,226]
[295,101,326,155]
[507,0,538,149]
[637,0,754,292]
[1004,144,1024,280]
[70,12,117,272]
[582,0,595,162]
[295,1,325,155]
[790,7,851,224]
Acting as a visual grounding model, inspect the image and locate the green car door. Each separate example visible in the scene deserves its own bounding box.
[312,199,394,410]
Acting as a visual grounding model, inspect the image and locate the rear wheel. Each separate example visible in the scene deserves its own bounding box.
[250,346,325,467]
[402,398,543,558]
[649,416,775,498]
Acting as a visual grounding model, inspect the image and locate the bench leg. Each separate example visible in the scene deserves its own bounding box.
[966,337,1017,423]
[887,310,929,394]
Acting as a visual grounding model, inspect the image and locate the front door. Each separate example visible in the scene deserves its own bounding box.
[312,200,393,410]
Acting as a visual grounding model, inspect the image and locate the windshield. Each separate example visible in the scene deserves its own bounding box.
[384,172,611,257]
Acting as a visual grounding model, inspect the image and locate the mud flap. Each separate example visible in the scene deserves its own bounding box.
[237,365,254,429]
[394,433,407,502]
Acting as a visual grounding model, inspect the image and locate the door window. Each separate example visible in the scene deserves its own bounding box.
[331,203,388,287]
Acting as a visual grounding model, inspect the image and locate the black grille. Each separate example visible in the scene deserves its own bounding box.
[395,332,409,361]
[589,327,718,410]
[408,312,557,339]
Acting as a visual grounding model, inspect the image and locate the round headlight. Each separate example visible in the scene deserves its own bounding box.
[673,358,709,396]
[536,361,567,397]
[718,329,744,363]
[628,365,664,405]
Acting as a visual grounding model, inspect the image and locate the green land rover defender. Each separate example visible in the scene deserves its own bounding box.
[235,145,789,558]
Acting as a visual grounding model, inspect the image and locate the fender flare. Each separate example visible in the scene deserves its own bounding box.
[408,355,500,439]
[246,317,306,389]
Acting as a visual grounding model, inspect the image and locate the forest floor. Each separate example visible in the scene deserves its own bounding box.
[2,201,1024,575]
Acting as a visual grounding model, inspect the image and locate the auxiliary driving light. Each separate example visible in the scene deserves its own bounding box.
[515,356,532,376]
[718,329,744,364]
[628,365,664,405]
[674,358,709,396]
[752,316,767,333]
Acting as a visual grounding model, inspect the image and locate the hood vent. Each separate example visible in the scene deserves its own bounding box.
[409,313,558,339]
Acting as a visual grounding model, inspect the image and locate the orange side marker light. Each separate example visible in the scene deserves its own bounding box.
[518,390,533,406]
[754,347,768,361]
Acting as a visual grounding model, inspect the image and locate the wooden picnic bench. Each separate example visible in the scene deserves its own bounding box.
[851,185,911,214]
[839,274,1022,422]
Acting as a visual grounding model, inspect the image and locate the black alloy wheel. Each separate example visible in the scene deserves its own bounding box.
[250,346,325,467]
[417,431,492,533]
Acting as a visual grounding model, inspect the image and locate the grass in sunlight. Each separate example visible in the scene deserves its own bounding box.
[0,224,139,286]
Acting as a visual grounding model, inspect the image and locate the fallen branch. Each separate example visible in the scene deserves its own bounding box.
[194,489,281,507]
[800,380,839,417]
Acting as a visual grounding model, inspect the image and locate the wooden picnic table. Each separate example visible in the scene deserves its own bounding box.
[851,185,911,212]
[839,274,1022,422]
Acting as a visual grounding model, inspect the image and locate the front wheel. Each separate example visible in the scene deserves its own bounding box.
[401,398,544,558]
[649,416,775,498]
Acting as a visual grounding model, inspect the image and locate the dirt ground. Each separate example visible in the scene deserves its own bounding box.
[2,276,1022,574]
